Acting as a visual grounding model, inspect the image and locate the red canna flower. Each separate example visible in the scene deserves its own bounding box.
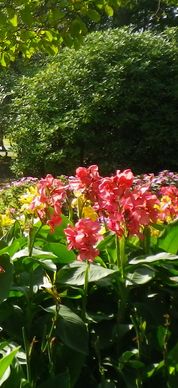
[64,218,101,262]
[30,174,67,231]
[69,165,101,202]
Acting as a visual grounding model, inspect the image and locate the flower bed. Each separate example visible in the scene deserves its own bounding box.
[0,166,178,387]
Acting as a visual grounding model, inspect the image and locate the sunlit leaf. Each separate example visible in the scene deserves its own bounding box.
[158,221,178,254]
[0,346,20,384]
[9,14,18,27]
[57,261,117,286]
[126,266,155,285]
[105,5,114,16]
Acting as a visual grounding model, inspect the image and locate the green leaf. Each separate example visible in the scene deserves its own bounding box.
[46,305,88,354]
[57,262,117,286]
[12,247,57,260]
[147,361,164,378]
[0,346,20,384]
[126,265,155,285]
[130,252,178,265]
[105,5,114,16]
[97,233,115,250]
[0,53,6,67]
[44,242,76,264]
[157,325,171,349]
[70,18,87,36]
[9,14,18,27]
[119,349,139,364]
[158,221,178,254]
[87,9,101,22]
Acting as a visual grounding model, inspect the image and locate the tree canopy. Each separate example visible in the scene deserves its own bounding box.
[0,0,117,66]
[0,0,178,66]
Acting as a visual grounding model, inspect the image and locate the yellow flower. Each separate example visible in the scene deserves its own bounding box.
[19,186,38,205]
[0,212,14,227]
[71,194,86,209]
[19,186,38,213]
[82,206,98,221]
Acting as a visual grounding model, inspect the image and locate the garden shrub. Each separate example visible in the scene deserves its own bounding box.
[8,27,178,176]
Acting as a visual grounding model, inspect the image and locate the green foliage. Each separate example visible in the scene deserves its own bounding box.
[7,27,178,176]
[0,0,177,66]
[0,0,118,66]
[0,203,178,385]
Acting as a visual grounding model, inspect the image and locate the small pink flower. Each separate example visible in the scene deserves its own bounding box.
[64,218,101,262]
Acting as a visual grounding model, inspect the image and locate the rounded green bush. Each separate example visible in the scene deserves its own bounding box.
[9,28,178,176]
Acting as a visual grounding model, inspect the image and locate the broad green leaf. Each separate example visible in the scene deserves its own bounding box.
[0,346,19,383]
[126,266,155,285]
[57,261,117,286]
[44,242,76,263]
[130,252,178,265]
[0,346,26,388]
[12,247,57,260]
[45,305,88,354]
[33,259,56,272]
[158,221,178,254]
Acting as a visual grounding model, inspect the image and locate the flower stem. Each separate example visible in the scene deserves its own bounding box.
[82,261,90,321]
[22,327,33,386]
[28,221,43,257]
[143,226,151,255]
[116,235,125,279]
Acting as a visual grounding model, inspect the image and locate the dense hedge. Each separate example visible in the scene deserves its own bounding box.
[8,28,178,176]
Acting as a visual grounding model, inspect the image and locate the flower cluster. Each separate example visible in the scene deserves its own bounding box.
[64,218,101,262]
[1,166,178,262]
[30,174,67,231]
[159,185,178,222]
[95,170,160,238]
[69,165,101,202]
